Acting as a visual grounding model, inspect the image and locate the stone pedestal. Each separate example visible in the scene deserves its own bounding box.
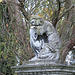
[12,60,75,75]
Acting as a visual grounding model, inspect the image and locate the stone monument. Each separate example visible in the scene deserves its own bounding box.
[30,15,61,61]
[12,15,75,75]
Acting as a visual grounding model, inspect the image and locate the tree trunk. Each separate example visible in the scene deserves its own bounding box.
[60,0,75,62]
[7,0,33,61]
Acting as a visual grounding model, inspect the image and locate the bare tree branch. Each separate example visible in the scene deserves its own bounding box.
[61,37,75,62]
[18,0,30,21]
[58,5,75,20]
[52,0,61,27]
[31,2,40,11]
[20,7,30,21]
[30,0,40,15]
[60,0,65,4]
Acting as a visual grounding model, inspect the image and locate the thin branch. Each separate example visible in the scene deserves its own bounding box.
[57,0,61,13]
[20,7,30,21]
[30,0,40,15]
[18,0,30,21]
[30,1,40,11]
[58,5,75,20]
[52,0,61,27]
[60,0,65,4]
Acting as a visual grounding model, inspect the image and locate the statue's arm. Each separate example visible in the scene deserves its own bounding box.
[36,21,55,36]
[46,22,61,50]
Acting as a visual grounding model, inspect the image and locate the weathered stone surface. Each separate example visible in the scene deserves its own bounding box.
[12,60,75,75]
[30,15,61,60]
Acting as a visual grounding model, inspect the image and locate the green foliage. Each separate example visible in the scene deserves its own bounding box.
[0,59,13,75]
[0,4,16,75]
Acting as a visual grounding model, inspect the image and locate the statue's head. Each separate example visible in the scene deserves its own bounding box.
[30,15,44,26]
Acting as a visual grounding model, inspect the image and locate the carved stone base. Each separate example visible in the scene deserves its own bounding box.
[12,60,75,75]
